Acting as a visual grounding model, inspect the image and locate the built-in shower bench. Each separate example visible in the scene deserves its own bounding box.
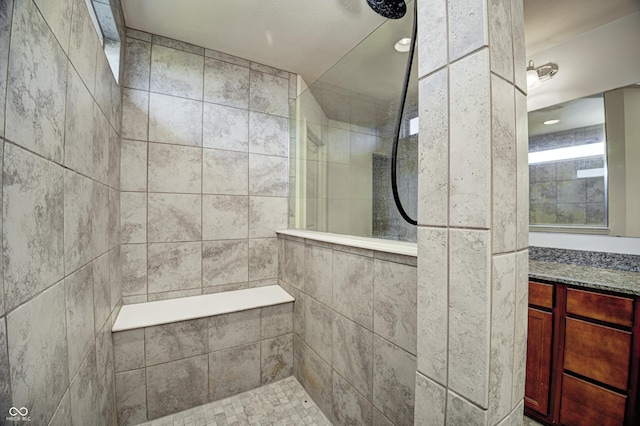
[111,285,295,425]
[112,285,294,331]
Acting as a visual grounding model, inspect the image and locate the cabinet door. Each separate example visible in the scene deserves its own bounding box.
[526,307,554,415]
[560,374,626,426]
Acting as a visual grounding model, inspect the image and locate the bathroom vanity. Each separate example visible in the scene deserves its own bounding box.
[525,261,640,426]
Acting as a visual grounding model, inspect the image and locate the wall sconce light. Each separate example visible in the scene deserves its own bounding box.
[527,60,559,91]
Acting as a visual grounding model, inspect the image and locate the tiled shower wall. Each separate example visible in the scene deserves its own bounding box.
[278,234,417,426]
[1,0,124,424]
[415,0,529,424]
[119,29,296,303]
[113,303,293,425]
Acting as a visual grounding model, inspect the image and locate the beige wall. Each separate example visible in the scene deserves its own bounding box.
[606,86,640,237]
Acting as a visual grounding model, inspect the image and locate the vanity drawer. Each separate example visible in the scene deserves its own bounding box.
[564,317,631,391]
[529,281,553,309]
[560,374,626,426]
[566,288,633,327]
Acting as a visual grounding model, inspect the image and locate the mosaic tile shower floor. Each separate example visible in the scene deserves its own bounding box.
[134,376,332,426]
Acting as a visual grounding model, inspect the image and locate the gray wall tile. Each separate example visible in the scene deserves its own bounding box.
[373,337,416,426]
[204,58,250,109]
[48,389,72,426]
[332,314,373,400]
[122,88,149,141]
[417,0,447,78]
[121,192,147,244]
[448,0,488,61]
[417,69,448,226]
[249,238,278,281]
[65,263,95,379]
[64,66,95,178]
[150,44,204,100]
[449,229,491,408]
[148,143,202,193]
[203,149,248,195]
[333,371,373,425]
[3,144,64,311]
[202,195,248,240]
[304,244,332,306]
[152,34,204,56]
[492,75,517,253]
[414,373,446,426]
[261,334,293,384]
[449,49,491,229]
[249,70,289,117]
[149,93,203,146]
[489,254,516,424]
[33,0,73,53]
[116,369,147,426]
[70,346,101,426]
[0,1,11,139]
[113,329,145,373]
[121,244,147,296]
[121,139,148,191]
[145,318,208,366]
[93,253,111,336]
[148,193,201,242]
[373,259,417,354]
[282,239,305,290]
[209,309,261,352]
[332,251,373,329]
[6,0,66,162]
[262,303,294,339]
[202,240,248,287]
[209,343,261,401]
[446,391,488,426]
[248,196,288,238]
[0,317,10,418]
[203,103,249,151]
[69,0,98,95]
[294,336,333,418]
[147,355,209,419]
[249,153,288,196]
[489,0,514,81]
[416,227,448,384]
[7,283,68,425]
[249,112,289,157]
[148,242,202,293]
[304,297,333,364]
[124,37,151,90]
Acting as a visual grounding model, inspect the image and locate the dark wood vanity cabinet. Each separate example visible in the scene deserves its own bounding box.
[525,281,640,426]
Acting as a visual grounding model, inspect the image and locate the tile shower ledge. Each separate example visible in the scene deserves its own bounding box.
[276,229,418,257]
[529,260,640,296]
[112,285,294,331]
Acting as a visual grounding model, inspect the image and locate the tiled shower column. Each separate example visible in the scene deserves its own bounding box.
[415,0,529,424]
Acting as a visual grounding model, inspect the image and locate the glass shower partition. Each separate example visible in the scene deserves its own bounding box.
[289,6,418,242]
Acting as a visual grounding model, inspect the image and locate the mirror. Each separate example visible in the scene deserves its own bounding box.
[528,84,640,237]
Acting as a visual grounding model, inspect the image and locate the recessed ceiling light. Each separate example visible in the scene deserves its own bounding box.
[543,119,560,125]
[394,38,411,52]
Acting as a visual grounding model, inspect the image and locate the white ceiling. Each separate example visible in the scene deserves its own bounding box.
[523,0,640,55]
[528,95,605,137]
[122,0,640,88]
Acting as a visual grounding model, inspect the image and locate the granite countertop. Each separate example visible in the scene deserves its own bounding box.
[529,260,640,296]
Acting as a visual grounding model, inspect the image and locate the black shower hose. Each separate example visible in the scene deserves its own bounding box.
[390,0,417,226]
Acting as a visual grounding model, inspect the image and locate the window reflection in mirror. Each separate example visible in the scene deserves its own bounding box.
[528,94,607,228]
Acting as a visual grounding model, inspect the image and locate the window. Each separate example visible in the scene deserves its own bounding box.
[85,0,121,82]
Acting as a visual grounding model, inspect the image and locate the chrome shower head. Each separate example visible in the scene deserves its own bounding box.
[366,0,407,19]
